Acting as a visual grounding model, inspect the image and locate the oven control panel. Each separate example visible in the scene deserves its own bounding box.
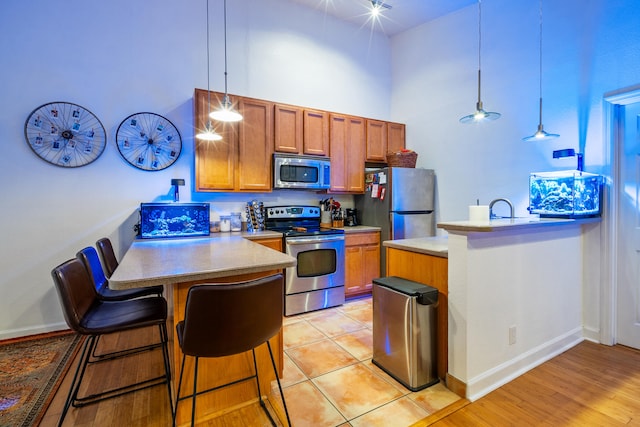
[266,205,321,219]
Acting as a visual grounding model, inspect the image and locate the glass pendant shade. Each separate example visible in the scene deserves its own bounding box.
[210,95,242,122]
[460,0,500,124]
[196,121,222,141]
[522,125,559,142]
[460,100,501,124]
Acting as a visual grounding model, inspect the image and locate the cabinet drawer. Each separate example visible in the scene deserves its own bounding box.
[345,232,380,246]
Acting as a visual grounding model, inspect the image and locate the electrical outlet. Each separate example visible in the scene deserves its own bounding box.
[509,326,517,345]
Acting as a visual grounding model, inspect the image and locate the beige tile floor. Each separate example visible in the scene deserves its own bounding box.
[274,296,461,427]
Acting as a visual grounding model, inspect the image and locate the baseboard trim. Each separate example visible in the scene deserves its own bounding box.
[0,322,69,341]
[445,373,466,399]
[466,328,584,401]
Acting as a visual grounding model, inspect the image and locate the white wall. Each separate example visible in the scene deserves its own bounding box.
[391,0,640,345]
[0,0,391,339]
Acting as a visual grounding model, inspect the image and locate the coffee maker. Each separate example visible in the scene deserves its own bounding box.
[345,208,358,226]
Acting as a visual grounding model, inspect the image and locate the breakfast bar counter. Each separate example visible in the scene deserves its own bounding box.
[110,235,296,426]
[435,216,599,401]
[109,235,295,289]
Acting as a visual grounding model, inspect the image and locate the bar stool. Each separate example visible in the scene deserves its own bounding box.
[96,237,164,295]
[173,274,291,427]
[77,246,163,301]
[51,258,173,427]
[77,246,166,360]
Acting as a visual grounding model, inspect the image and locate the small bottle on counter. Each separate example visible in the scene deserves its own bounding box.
[230,212,242,232]
[220,215,231,232]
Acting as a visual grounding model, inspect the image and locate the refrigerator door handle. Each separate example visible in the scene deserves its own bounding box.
[389,212,394,240]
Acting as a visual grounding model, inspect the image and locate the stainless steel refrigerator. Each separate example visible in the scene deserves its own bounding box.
[355,167,435,274]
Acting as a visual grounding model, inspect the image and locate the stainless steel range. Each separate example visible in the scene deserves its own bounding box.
[265,205,345,316]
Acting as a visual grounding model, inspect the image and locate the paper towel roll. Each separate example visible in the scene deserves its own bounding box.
[469,205,490,222]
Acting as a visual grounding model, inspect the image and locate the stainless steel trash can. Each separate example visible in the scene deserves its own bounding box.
[372,276,438,391]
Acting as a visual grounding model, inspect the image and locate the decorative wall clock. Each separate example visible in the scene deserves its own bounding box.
[115,112,182,171]
[24,102,107,167]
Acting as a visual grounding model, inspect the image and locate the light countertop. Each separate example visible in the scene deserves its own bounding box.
[335,225,381,234]
[437,216,600,233]
[109,235,296,290]
[382,236,448,258]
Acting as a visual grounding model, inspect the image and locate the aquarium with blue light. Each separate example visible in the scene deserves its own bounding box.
[139,203,210,239]
[529,171,603,218]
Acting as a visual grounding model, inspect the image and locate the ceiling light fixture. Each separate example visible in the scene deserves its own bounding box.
[523,0,558,141]
[370,0,391,16]
[460,0,501,124]
[196,0,222,141]
[210,0,242,123]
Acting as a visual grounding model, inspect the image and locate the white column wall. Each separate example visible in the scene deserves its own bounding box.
[447,225,584,400]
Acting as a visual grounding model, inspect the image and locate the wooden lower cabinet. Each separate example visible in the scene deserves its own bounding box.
[345,232,380,298]
[385,247,448,380]
[251,237,282,252]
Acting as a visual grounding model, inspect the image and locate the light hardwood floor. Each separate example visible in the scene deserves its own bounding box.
[419,341,640,426]
[40,330,640,426]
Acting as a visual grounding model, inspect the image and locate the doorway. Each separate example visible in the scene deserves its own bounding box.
[604,86,640,349]
[615,100,640,348]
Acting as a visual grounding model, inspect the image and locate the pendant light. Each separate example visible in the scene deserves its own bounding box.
[210,0,242,123]
[460,0,501,124]
[196,0,222,141]
[523,0,558,141]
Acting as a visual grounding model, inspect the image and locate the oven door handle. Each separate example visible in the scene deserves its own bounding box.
[286,235,345,245]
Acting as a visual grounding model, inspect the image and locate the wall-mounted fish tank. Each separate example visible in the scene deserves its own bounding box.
[139,203,210,239]
[529,171,603,218]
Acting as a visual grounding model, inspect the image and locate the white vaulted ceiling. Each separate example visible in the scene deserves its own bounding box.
[284,0,476,36]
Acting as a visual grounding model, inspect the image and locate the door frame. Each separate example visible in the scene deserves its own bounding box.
[602,85,640,345]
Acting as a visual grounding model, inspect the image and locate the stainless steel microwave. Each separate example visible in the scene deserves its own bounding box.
[273,153,331,190]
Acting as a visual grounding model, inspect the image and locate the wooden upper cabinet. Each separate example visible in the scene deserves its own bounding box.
[329,115,347,192]
[195,88,406,192]
[194,89,237,191]
[238,97,273,191]
[303,109,329,156]
[387,122,406,154]
[366,119,388,162]
[194,89,272,192]
[274,103,303,154]
[329,114,365,193]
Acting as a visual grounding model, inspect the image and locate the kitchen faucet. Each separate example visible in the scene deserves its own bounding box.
[489,198,514,219]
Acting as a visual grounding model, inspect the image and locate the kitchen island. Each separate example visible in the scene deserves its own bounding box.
[110,235,296,426]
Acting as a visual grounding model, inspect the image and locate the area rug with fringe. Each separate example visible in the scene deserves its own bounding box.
[0,331,82,427]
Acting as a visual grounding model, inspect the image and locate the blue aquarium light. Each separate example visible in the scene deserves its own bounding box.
[553,148,583,172]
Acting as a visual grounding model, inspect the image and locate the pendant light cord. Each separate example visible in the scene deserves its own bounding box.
[477,0,482,104]
[538,0,543,125]
[223,0,229,96]
[206,0,212,114]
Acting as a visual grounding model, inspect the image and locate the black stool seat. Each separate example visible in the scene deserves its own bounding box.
[80,297,167,334]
